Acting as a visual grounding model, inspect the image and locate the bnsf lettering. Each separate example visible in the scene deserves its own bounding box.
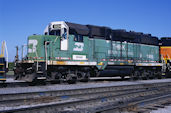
[73,42,84,51]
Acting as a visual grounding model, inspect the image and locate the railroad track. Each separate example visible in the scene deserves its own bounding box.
[0,77,129,88]
[0,81,53,88]
[0,75,166,88]
[0,81,171,113]
[0,80,93,88]
[0,82,31,88]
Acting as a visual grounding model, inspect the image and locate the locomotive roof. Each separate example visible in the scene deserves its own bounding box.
[160,37,171,46]
[112,30,136,40]
[65,22,159,45]
[161,37,171,40]
[46,21,159,45]
[66,22,89,36]
[66,22,136,40]
[86,24,111,38]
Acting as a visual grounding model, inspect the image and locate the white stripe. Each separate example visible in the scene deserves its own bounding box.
[49,61,97,66]
[136,63,163,66]
[108,62,115,65]
[55,57,70,60]
[60,57,70,60]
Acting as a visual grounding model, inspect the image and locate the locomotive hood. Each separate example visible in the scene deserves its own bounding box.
[44,21,89,36]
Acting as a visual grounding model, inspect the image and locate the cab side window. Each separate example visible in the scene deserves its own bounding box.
[74,34,83,42]
[62,28,67,39]
[49,30,61,36]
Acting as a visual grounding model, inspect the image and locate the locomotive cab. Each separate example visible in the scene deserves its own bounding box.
[44,21,69,51]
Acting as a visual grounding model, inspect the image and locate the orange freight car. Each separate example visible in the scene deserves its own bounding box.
[160,37,171,77]
[160,46,171,62]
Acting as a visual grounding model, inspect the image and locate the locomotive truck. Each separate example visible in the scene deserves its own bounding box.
[14,21,167,83]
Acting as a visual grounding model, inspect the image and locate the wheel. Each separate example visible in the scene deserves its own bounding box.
[14,70,23,80]
[130,71,139,80]
[90,69,100,77]
[121,75,125,80]
[166,72,171,78]
[129,73,134,81]
[156,72,162,79]
[166,63,171,78]
[66,74,77,84]
[134,71,141,80]
[51,72,62,84]
[141,70,148,80]
[14,74,20,80]
[80,72,90,82]
[31,78,46,85]
[148,71,155,79]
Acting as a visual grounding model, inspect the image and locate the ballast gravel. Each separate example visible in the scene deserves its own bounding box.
[0,78,171,95]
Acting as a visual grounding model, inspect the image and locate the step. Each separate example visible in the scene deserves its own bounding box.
[0,76,6,81]
[37,71,43,74]
[0,71,5,73]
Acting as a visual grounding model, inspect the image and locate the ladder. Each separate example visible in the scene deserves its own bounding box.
[0,58,6,81]
[161,55,166,75]
[0,41,8,82]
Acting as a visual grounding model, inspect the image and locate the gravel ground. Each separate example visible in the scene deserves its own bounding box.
[151,105,171,113]
[0,78,171,95]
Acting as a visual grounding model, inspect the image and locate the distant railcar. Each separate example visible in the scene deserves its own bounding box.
[14,21,163,83]
[160,37,171,77]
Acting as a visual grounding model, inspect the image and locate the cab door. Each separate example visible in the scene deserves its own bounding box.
[60,28,68,51]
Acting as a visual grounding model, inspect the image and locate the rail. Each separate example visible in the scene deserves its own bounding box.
[0,81,171,113]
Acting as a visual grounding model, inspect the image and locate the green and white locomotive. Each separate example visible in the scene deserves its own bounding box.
[14,21,163,83]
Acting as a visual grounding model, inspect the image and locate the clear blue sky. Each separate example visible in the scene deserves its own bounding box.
[0,0,171,61]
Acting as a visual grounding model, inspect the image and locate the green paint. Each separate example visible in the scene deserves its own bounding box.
[26,35,160,70]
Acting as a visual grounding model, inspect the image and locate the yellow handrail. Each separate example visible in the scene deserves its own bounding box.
[0,41,5,57]
[0,41,8,68]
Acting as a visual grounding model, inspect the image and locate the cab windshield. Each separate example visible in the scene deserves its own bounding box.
[49,30,61,36]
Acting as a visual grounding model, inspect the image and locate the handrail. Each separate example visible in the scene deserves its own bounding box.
[45,41,51,71]
[0,41,8,68]
[4,41,8,68]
